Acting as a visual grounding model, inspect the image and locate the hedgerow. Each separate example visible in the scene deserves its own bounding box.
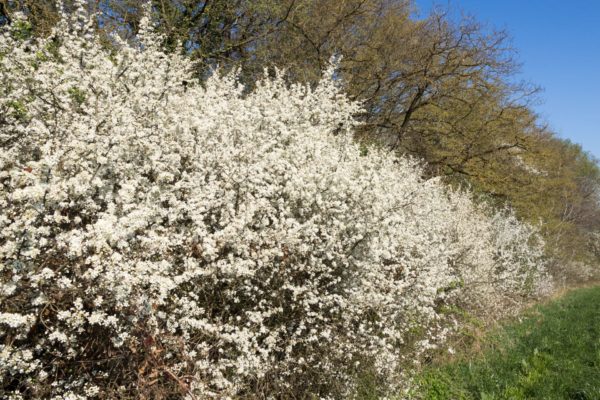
[0,3,550,398]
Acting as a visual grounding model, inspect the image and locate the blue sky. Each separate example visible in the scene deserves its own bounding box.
[413,0,600,160]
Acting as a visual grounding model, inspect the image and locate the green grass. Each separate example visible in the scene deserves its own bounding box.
[413,286,600,400]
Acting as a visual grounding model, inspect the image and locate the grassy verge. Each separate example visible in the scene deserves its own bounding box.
[411,286,600,400]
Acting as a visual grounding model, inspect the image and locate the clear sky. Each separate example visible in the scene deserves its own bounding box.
[413,0,600,160]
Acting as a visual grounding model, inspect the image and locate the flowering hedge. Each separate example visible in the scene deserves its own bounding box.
[0,4,550,399]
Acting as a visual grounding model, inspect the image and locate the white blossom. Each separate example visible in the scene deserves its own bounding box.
[0,5,551,398]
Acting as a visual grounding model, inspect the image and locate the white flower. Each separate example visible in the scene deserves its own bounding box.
[0,4,550,398]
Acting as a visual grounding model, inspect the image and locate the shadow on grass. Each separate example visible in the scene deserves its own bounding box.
[413,286,600,400]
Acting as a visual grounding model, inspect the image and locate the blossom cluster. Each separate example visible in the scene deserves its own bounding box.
[0,4,551,398]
